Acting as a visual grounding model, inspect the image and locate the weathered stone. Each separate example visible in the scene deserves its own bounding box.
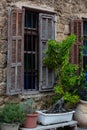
[0,41,7,53]
[0,53,6,68]
[3,68,7,82]
[0,82,6,95]
[64,25,69,35]
[57,24,65,33]
[0,97,4,106]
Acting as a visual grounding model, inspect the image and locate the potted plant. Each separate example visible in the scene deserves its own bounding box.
[37,35,80,125]
[23,98,38,128]
[43,34,80,109]
[0,102,25,130]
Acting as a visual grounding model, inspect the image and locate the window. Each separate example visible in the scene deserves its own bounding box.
[24,10,38,90]
[69,18,87,69]
[7,7,55,95]
[69,19,82,65]
[83,20,87,69]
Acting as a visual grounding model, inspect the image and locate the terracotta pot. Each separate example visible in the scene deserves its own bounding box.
[24,112,38,128]
[74,100,87,128]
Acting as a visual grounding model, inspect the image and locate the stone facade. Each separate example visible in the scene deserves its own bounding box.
[0,0,87,108]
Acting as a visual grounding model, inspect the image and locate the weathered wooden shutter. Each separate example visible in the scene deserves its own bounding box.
[69,19,83,65]
[7,8,24,95]
[39,13,55,90]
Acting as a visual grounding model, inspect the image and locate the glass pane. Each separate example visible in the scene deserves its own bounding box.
[83,40,87,55]
[24,72,35,90]
[24,54,35,70]
[32,36,36,51]
[24,34,36,51]
[25,12,31,28]
[24,34,31,51]
[25,11,37,28]
[83,56,87,69]
[33,13,37,28]
[83,21,87,35]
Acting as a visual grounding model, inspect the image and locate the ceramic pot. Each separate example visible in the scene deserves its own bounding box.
[24,112,38,128]
[74,100,87,128]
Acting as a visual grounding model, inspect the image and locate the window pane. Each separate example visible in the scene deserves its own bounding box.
[25,12,31,28]
[33,13,37,28]
[83,21,87,35]
[83,56,87,69]
[24,34,31,51]
[24,72,35,90]
[83,40,87,55]
[25,11,37,28]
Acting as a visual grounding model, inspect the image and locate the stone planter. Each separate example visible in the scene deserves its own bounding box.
[37,110,75,125]
[74,100,87,128]
[1,123,19,130]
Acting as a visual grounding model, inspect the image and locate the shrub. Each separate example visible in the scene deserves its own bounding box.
[0,103,25,125]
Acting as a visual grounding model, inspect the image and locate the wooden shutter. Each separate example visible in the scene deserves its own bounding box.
[7,8,24,95]
[69,19,83,65]
[39,13,55,90]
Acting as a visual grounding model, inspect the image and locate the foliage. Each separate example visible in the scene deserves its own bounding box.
[44,34,80,106]
[43,34,76,69]
[78,45,87,100]
[0,103,25,124]
[63,92,79,105]
[22,98,36,114]
[54,85,79,107]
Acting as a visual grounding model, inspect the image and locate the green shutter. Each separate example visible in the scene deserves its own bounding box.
[69,19,82,65]
[7,8,24,95]
[39,13,55,90]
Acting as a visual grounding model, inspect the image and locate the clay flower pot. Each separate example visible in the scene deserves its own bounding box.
[74,100,87,128]
[24,112,38,128]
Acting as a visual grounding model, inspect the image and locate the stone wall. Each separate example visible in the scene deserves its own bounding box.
[0,0,87,108]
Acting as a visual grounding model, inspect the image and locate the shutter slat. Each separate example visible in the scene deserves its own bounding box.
[7,8,24,95]
[69,19,82,65]
[39,13,55,90]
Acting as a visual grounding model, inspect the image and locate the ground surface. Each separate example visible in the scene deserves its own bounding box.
[78,127,87,130]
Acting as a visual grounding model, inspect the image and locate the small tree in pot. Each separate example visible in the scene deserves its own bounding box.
[43,34,80,110]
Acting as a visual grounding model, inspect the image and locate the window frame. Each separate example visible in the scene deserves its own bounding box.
[7,7,56,95]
